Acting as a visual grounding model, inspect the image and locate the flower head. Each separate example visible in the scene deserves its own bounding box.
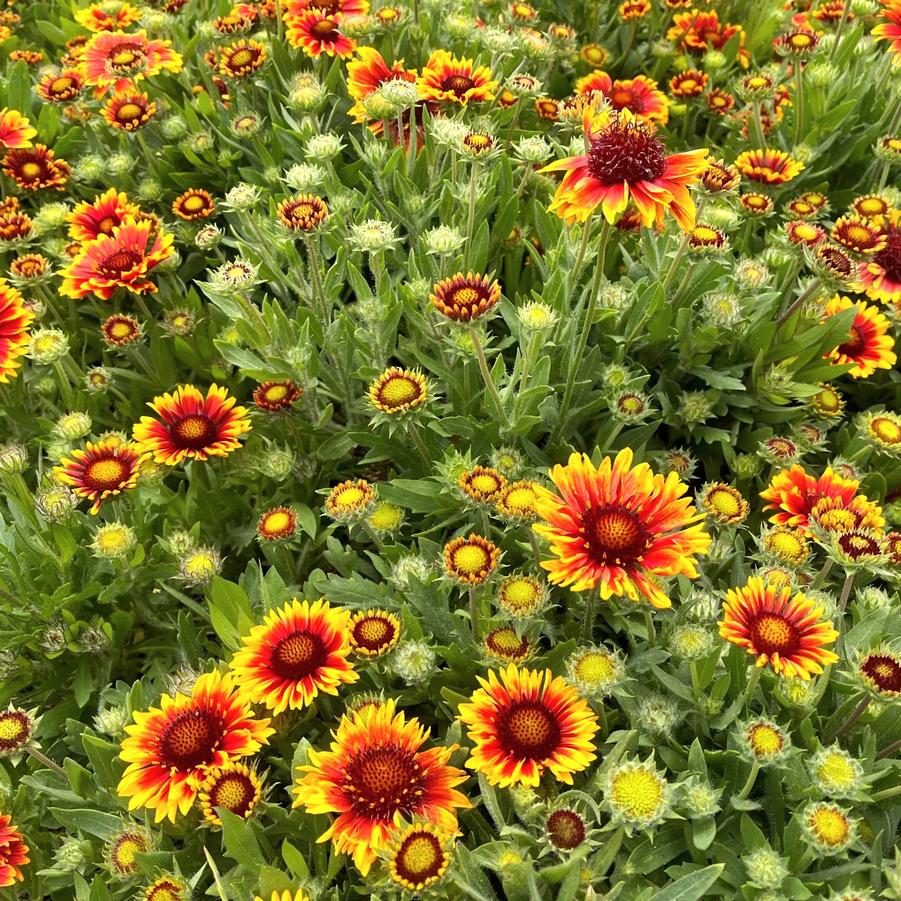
[418,50,497,105]
[533,449,711,608]
[822,295,896,379]
[198,761,263,826]
[604,757,670,831]
[718,576,839,679]
[430,272,501,322]
[54,438,147,514]
[0,280,34,383]
[457,664,599,787]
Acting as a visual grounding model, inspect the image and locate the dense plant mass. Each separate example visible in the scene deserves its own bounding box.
[0,0,900,898]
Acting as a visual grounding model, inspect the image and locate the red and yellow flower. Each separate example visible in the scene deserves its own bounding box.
[761,464,860,530]
[293,699,470,875]
[533,449,711,608]
[285,10,356,58]
[102,89,157,130]
[36,69,85,103]
[283,0,369,15]
[172,188,216,221]
[855,209,901,304]
[0,280,34,383]
[417,50,498,105]
[68,188,140,243]
[718,576,839,679]
[60,218,173,299]
[575,71,669,125]
[54,438,148,514]
[457,664,599,788]
[667,10,750,67]
[2,144,70,192]
[133,384,252,465]
[82,30,183,94]
[541,107,708,228]
[0,109,36,149]
[118,669,274,823]
[873,0,901,61]
[0,815,28,889]
[822,295,896,378]
[735,149,804,185]
[230,599,358,714]
[75,1,142,32]
[198,761,263,826]
[349,609,402,657]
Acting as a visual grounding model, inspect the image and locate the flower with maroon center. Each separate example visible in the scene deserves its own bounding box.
[542,107,708,228]
[775,27,821,57]
[285,10,356,58]
[230,598,358,713]
[809,494,885,536]
[117,670,273,823]
[443,533,500,586]
[10,254,49,280]
[253,379,303,412]
[535,98,560,120]
[257,506,297,541]
[60,218,174,300]
[293,699,471,875]
[277,194,328,232]
[718,576,839,679]
[368,367,428,415]
[101,313,142,347]
[2,144,70,192]
[387,822,453,891]
[0,280,34,383]
[669,69,708,98]
[831,215,886,255]
[0,109,36,150]
[132,383,252,465]
[75,1,142,32]
[739,193,774,216]
[575,71,669,125]
[82,29,183,93]
[706,88,735,115]
[496,480,541,522]
[172,188,216,221]
[874,0,901,58]
[219,38,267,76]
[735,150,804,185]
[349,608,401,657]
[430,272,501,322]
[105,828,150,877]
[856,209,901,304]
[533,449,710,609]
[198,761,263,826]
[546,808,587,851]
[862,411,901,455]
[687,224,728,252]
[36,69,84,103]
[859,648,901,698]
[814,243,854,282]
[54,437,147,514]
[822,295,896,379]
[144,875,188,901]
[284,0,370,16]
[417,49,498,105]
[832,529,886,567]
[618,0,651,19]
[0,706,32,756]
[103,89,157,130]
[68,187,140,243]
[457,664,599,788]
[666,9,750,66]
[346,47,418,127]
[851,194,890,220]
[761,464,859,529]
[0,814,28,889]
[483,625,532,663]
[786,220,825,247]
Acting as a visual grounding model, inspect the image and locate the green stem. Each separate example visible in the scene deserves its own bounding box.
[469,587,479,642]
[871,782,901,803]
[406,420,432,467]
[304,237,330,328]
[468,328,508,430]
[736,760,760,801]
[27,746,68,780]
[825,695,869,744]
[776,278,820,327]
[582,589,598,643]
[642,609,656,646]
[661,231,691,293]
[837,571,854,611]
[462,162,479,270]
[751,102,768,150]
[743,666,762,712]
[793,63,805,148]
[556,221,612,433]
[876,736,901,760]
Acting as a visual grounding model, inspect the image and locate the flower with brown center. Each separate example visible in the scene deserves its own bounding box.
[285,9,357,58]
[103,89,156,130]
[483,625,532,663]
[54,437,148,514]
[172,188,216,221]
[36,69,84,102]
[430,272,501,322]
[858,648,901,699]
[101,314,142,347]
[831,215,887,255]
[198,761,263,826]
[699,482,749,525]
[257,506,297,541]
[349,609,401,657]
[368,367,428,415]
[418,49,498,105]
[459,465,507,504]
[324,479,377,521]
[2,144,70,191]
[386,822,453,892]
[219,38,267,77]
[495,480,541,522]
[253,379,303,412]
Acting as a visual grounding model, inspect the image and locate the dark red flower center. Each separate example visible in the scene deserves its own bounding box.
[207,771,256,817]
[309,18,339,40]
[546,809,586,850]
[170,414,217,449]
[441,74,475,95]
[159,709,224,770]
[861,653,901,693]
[582,504,650,566]
[608,86,642,113]
[496,700,561,761]
[837,325,865,358]
[352,616,396,651]
[837,531,880,559]
[748,612,799,656]
[0,711,30,751]
[84,455,129,491]
[269,629,327,680]
[344,746,424,819]
[873,231,901,282]
[99,248,142,276]
[587,119,666,186]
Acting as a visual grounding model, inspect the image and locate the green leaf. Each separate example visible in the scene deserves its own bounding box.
[219,808,265,868]
[49,808,124,840]
[653,864,724,901]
